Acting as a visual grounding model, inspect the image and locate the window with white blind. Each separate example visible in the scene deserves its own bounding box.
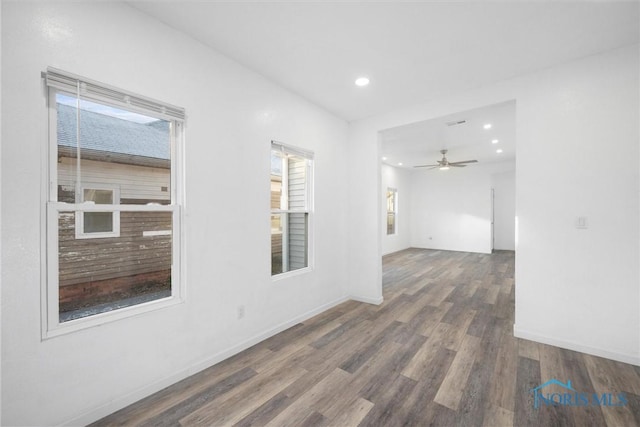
[43,68,185,337]
[387,188,397,235]
[270,141,313,276]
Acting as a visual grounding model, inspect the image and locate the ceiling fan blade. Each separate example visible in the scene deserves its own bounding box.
[449,164,467,167]
[448,160,478,165]
[413,164,439,168]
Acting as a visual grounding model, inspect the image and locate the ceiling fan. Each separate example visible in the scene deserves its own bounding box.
[414,149,478,170]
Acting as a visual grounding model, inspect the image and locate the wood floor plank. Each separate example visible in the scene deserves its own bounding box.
[624,391,640,427]
[417,301,453,337]
[514,356,544,427]
[433,334,481,410]
[484,285,501,305]
[488,326,518,412]
[395,347,456,425]
[483,404,514,427]
[252,341,316,374]
[584,354,640,427]
[560,349,607,427]
[339,320,403,373]
[92,347,271,426]
[264,368,351,427]
[298,410,328,427]
[518,338,540,361]
[92,249,640,427]
[537,344,576,427]
[136,367,258,427]
[455,317,503,426]
[441,309,476,351]
[356,336,424,405]
[233,391,292,427]
[396,290,435,323]
[178,365,307,426]
[402,322,452,381]
[356,374,417,426]
[326,397,373,427]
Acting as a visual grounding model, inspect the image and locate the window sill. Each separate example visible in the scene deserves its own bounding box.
[43,293,184,340]
[271,266,314,282]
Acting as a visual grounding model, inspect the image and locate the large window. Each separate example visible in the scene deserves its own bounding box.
[270,142,313,276]
[43,68,185,336]
[387,188,397,235]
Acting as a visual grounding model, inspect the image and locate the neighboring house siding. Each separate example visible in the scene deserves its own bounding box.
[56,157,172,311]
[58,157,170,203]
[287,157,308,270]
[271,177,283,273]
[58,211,172,287]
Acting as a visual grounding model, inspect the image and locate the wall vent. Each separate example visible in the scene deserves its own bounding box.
[446,120,466,127]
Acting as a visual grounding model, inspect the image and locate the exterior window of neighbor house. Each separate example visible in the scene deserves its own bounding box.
[271,141,313,276]
[387,188,397,235]
[76,184,120,238]
[43,68,185,337]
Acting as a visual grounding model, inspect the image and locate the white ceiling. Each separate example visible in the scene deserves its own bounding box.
[130,1,639,122]
[380,100,516,169]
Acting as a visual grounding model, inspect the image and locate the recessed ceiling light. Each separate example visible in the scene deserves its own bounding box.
[483,123,492,130]
[496,149,503,154]
[382,156,387,160]
[398,162,403,166]
[492,139,499,144]
[355,77,370,87]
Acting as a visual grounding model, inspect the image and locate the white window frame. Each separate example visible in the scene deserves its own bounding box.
[42,68,186,339]
[387,187,397,235]
[75,183,121,239]
[271,141,314,279]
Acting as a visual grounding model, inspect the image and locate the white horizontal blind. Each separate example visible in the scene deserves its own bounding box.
[44,67,185,121]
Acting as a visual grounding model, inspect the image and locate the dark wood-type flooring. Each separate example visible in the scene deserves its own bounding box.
[93,249,640,426]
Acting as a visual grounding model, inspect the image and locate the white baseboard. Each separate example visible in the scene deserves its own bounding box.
[513,325,640,367]
[64,295,351,427]
[350,294,384,305]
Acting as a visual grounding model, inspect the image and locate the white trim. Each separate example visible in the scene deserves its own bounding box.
[270,142,314,277]
[271,140,314,160]
[44,68,185,122]
[281,157,289,272]
[62,295,350,427]
[50,202,175,212]
[45,296,185,340]
[350,294,384,305]
[43,82,186,338]
[386,187,397,236]
[271,265,314,282]
[513,325,640,367]
[142,230,172,237]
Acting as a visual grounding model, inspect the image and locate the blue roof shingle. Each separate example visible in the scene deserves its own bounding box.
[57,103,170,160]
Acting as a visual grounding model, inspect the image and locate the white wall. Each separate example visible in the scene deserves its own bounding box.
[348,45,639,366]
[492,170,516,251]
[381,164,411,255]
[514,46,638,365]
[0,2,3,423]
[346,128,383,304]
[409,162,514,254]
[1,3,350,425]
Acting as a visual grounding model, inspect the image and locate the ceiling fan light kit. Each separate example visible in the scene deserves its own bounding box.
[414,149,478,170]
